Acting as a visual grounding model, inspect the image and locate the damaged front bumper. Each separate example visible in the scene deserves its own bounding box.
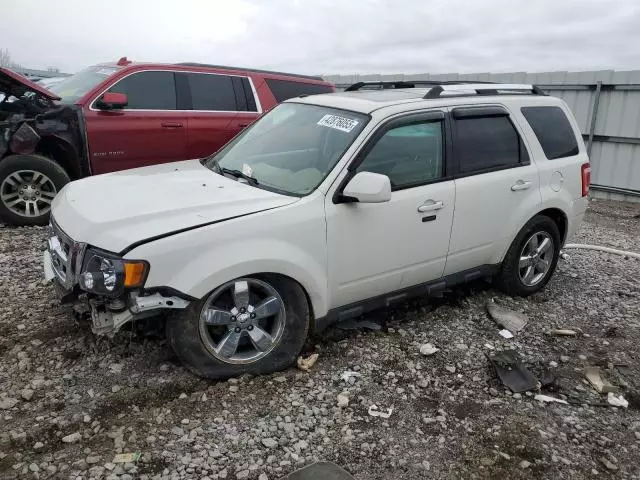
[43,242,190,337]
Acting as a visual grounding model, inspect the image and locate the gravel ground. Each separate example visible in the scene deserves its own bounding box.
[1,199,639,480]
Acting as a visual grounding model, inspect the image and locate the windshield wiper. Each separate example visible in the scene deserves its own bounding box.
[221,167,259,185]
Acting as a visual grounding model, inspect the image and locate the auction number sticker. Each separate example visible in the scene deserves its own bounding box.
[317,114,359,133]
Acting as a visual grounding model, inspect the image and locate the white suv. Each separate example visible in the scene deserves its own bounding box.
[43,82,590,379]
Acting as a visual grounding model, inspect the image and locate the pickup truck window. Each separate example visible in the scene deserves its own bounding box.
[186,73,237,111]
[106,71,176,110]
[206,103,368,196]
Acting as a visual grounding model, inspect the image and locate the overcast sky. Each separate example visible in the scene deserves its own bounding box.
[4,0,640,75]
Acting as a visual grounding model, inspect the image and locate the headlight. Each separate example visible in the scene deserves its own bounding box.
[78,248,149,297]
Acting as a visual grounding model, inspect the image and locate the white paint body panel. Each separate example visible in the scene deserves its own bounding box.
[49,90,587,322]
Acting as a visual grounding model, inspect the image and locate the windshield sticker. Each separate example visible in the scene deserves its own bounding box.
[317,114,359,133]
[242,163,253,177]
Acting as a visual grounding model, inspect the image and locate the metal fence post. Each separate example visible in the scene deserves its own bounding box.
[587,81,603,157]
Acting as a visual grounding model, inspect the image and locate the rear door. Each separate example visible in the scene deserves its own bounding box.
[178,72,260,159]
[444,105,541,275]
[84,70,187,174]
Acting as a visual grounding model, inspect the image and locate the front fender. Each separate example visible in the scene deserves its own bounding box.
[126,198,329,318]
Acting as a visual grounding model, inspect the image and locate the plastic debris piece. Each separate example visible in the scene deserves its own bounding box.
[584,366,617,394]
[484,343,495,350]
[486,299,528,332]
[340,371,361,384]
[549,329,579,336]
[297,353,319,372]
[113,452,141,463]
[419,343,439,356]
[279,461,355,480]
[607,392,628,408]
[489,350,538,393]
[368,404,393,418]
[534,394,568,405]
[499,329,514,339]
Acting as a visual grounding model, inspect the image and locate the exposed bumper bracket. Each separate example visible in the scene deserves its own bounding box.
[131,293,190,313]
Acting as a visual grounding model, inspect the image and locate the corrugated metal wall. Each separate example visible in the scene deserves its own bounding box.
[324,71,640,203]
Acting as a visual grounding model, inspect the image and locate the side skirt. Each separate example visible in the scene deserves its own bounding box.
[314,264,499,332]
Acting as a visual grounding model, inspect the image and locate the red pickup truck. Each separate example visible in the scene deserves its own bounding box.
[0,59,334,225]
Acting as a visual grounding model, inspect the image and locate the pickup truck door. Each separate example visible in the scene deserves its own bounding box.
[84,71,187,174]
[325,111,455,308]
[178,72,261,159]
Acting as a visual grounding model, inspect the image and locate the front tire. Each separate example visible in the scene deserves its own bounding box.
[167,276,310,379]
[0,154,70,226]
[497,215,561,296]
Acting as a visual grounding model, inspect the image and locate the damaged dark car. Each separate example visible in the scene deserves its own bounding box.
[0,67,87,225]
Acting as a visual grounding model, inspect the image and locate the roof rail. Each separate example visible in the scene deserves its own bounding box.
[344,80,493,92]
[424,83,546,99]
[174,63,324,81]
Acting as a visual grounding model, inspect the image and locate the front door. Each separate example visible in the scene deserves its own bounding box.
[325,112,455,308]
[444,105,542,275]
[84,70,187,174]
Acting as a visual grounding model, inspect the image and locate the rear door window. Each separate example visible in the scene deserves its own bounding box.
[107,71,176,110]
[265,78,333,102]
[186,73,237,111]
[453,112,527,174]
[521,106,580,159]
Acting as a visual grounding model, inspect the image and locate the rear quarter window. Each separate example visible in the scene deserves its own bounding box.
[265,78,333,102]
[521,106,580,159]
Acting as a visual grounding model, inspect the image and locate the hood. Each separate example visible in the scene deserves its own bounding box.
[0,67,61,101]
[51,159,299,253]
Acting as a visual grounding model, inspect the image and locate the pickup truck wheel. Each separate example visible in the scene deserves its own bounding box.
[497,215,561,296]
[167,276,310,379]
[0,154,70,226]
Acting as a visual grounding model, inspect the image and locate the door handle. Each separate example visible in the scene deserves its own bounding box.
[161,122,184,128]
[238,123,250,128]
[511,180,532,191]
[417,200,444,213]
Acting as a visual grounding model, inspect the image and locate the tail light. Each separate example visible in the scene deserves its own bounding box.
[581,163,591,197]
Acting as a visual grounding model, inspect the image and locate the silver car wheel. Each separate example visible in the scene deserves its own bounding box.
[518,231,554,287]
[199,278,286,365]
[0,170,57,218]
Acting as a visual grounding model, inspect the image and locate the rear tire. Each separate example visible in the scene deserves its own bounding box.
[0,154,70,226]
[497,215,561,296]
[167,276,310,380]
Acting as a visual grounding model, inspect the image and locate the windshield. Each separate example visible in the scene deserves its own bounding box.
[50,65,120,103]
[205,103,368,196]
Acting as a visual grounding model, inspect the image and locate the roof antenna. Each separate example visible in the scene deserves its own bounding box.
[117,57,131,66]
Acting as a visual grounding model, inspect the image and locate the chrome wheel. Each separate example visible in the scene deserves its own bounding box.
[0,170,57,218]
[199,278,286,365]
[519,231,554,287]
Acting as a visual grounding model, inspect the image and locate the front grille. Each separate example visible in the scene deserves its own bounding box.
[48,219,85,288]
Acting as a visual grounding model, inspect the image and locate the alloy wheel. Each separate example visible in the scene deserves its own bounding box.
[518,231,554,287]
[0,170,57,218]
[199,278,286,365]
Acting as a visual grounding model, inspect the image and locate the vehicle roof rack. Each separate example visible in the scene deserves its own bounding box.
[423,83,546,98]
[174,63,324,81]
[344,80,493,91]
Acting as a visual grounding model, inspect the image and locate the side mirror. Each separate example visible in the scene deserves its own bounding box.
[96,92,128,110]
[341,171,391,203]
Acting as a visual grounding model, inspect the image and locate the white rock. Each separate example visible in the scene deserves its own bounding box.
[419,343,439,356]
[337,393,349,407]
[258,474,269,480]
[262,437,278,448]
[62,432,82,443]
[0,397,18,409]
